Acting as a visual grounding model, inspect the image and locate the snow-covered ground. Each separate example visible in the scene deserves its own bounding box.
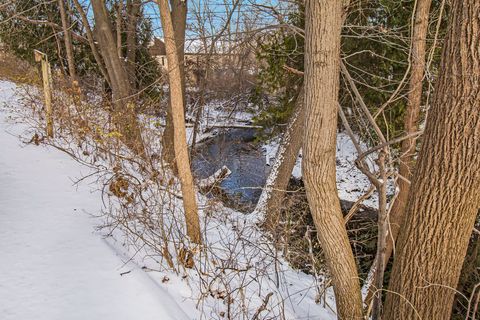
[263,133,378,208]
[0,78,376,320]
[0,80,339,320]
[0,81,190,320]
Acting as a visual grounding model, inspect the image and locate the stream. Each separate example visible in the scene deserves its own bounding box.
[192,128,268,209]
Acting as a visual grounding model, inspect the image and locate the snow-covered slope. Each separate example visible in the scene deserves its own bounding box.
[263,132,378,208]
[0,81,189,320]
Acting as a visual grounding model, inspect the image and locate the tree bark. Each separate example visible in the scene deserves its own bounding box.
[302,1,363,319]
[57,0,77,83]
[365,0,433,311]
[125,0,140,88]
[71,0,111,86]
[157,0,202,244]
[92,0,130,101]
[116,0,123,59]
[383,0,480,318]
[91,0,145,156]
[255,84,304,230]
[386,0,433,267]
[162,0,187,169]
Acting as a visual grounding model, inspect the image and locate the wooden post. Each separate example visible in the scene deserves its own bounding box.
[34,50,54,138]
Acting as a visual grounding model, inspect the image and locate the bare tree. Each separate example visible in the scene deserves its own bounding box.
[71,0,111,85]
[57,0,77,83]
[255,84,304,229]
[302,0,363,319]
[116,0,123,59]
[161,0,187,170]
[90,0,145,156]
[383,0,480,318]
[363,0,434,312]
[385,0,433,270]
[125,0,140,87]
[157,0,202,244]
[91,0,130,102]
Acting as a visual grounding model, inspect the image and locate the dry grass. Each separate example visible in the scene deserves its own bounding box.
[0,51,40,85]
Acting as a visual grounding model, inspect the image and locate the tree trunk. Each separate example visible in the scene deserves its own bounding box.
[157,0,202,244]
[386,0,432,267]
[383,0,480,318]
[71,0,111,86]
[365,0,433,311]
[162,0,187,169]
[125,0,140,88]
[57,0,77,83]
[91,0,145,156]
[91,0,130,100]
[255,84,304,230]
[116,0,123,59]
[302,1,363,319]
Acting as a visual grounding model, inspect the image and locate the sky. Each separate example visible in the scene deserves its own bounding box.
[77,0,290,52]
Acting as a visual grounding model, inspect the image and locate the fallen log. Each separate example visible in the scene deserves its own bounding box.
[198,166,232,188]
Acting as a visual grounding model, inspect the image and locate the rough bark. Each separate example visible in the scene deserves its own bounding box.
[383,0,480,318]
[157,0,202,244]
[386,0,433,266]
[365,0,434,312]
[302,1,363,319]
[255,85,304,230]
[162,0,187,169]
[57,0,77,83]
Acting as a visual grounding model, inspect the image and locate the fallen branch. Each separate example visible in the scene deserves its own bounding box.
[252,292,273,320]
[198,166,232,188]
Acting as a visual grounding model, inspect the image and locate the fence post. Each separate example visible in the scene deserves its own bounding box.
[34,50,54,138]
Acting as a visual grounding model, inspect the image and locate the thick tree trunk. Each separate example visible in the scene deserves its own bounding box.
[386,0,432,266]
[255,85,304,230]
[91,0,130,100]
[125,0,140,88]
[365,0,433,311]
[71,0,111,86]
[91,0,145,156]
[116,0,123,59]
[302,1,363,319]
[57,0,77,83]
[157,0,202,244]
[383,0,480,318]
[162,0,187,169]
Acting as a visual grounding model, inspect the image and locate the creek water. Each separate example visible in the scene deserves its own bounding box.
[192,128,268,208]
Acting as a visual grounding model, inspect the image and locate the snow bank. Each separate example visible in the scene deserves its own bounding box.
[0,81,190,320]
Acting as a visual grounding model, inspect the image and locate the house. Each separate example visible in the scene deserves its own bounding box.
[149,38,256,88]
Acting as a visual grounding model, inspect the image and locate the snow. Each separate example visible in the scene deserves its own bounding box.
[0,78,375,320]
[186,98,256,145]
[0,81,189,320]
[262,132,379,208]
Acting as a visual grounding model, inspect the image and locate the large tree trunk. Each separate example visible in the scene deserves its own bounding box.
[365,0,433,310]
[157,0,202,244]
[91,0,145,156]
[57,0,77,83]
[255,84,304,230]
[71,0,111,86]
[383,0,480,318]
[125,0,140,88]
[302,1,363,319]
[162,0,187,169]
[91,0,130,100]
[386,0,432,267]
[116,0,123,59]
